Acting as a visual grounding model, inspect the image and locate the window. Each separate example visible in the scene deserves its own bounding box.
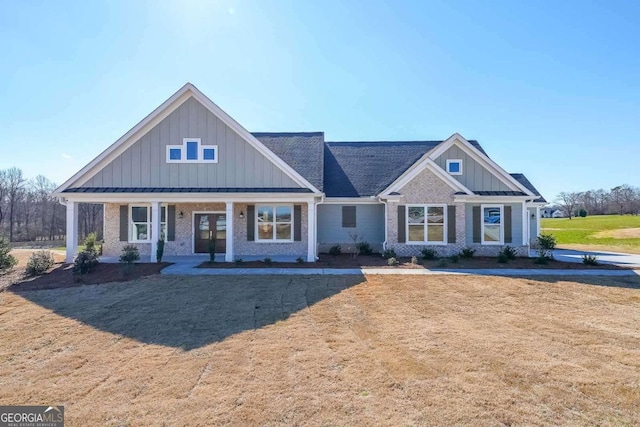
[407,205,446,244]
[130,205,167,242]
[446,159,463,175]
[256,205,293,241]
[169,148,181,160]
[482,204,503,244]
[342,206,356,228]
[166,138,218,163]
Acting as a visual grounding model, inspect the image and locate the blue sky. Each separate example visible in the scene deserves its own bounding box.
[1,0,638,202]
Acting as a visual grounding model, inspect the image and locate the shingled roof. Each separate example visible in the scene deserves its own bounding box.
[510,173,547,203]
[323,139,486,197]
[252,132,325,191]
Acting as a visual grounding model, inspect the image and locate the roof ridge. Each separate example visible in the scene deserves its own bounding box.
[326,140,442,144]
[251,131,324,136]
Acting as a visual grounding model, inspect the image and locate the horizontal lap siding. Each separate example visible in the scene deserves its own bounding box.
[80,97,301,189]
[317,204,385,244]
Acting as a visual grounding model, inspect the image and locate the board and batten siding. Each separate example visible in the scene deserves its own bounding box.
[434,145,512,192]
[80,97,301,189]
[465,203,523,245]
[317,204,385,244]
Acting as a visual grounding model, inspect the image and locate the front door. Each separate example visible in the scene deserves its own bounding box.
[194,214,226,254]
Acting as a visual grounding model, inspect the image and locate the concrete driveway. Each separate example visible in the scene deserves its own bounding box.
[549,249,640,268]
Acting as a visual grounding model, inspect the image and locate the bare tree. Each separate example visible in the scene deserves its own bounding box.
[556,191,581,219]
[5,167,25,241]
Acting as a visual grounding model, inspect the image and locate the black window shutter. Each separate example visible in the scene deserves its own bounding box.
[472,206,481,243]
[504,205,512,243]
[119,205,128,242]
[447,205,456,243]
[397,205,406,243]
[294,205,302,241]
[342,206,356,228]
[247,205,255,241]
[167,205,176,241]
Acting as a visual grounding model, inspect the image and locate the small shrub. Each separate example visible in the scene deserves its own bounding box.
[537,233,557,261]
[73,250,99,275]
[533,256,549,265]
[119,245,140,264]
[579,209,587,218]
[84,232,98,254]
[357,241,373,256]
[497,253,509,263]
[449,254,460,263]
[387,257,399,266]
[26,251,55,276]
[459,247,476,259]
[263,257,273,266]
[500,246,518,260]
[25,250,55,276]
[296,257,305,264]
[156,239,165,263]
[382,249,397,259]
[436,259,448,268]
[208,238,217,263]
[234,258,244,265]
[328,245,342,256]
[0,238,17,272]
[410,256,418,265]
[582,254,599,266]
[421,247,439,260]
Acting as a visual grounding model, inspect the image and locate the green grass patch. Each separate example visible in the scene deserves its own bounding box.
[541,215,640,253]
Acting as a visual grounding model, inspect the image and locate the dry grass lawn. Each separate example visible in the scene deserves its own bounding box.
[1,274,640,426]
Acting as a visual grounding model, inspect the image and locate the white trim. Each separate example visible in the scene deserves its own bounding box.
[454,195,532,203]
[129,203,167,243]
[381,159,472,196]
[255,204,294,243]
[225,202,234,262]
[405,204,448,245]
[323,197,381,204]
[53,83,321,194]
[521,200,528,246]
[536,206,541,239]
[446,159,463,175]
[480,204,504,245]
[429,134,535,196]
[150,201,161,262]
[166,138,219,164]
[65,201,78,263]
[191,210,226,255]
[307,201,315,262]
[59,193,317,204]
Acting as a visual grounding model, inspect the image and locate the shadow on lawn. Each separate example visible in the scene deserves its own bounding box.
[15,274,365,351]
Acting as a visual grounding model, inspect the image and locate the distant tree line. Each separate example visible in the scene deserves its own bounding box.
[0,167,103,243]
[555,185,640,219]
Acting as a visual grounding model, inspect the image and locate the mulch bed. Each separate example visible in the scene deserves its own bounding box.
[6,262,172,292]
[197,254,629,270]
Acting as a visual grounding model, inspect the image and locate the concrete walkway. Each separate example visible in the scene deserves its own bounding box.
[552,249,640,268]
[161,262,640,277]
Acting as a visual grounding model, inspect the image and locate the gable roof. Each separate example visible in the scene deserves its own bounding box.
[510,173,547,203]
[54,83,321,195]
[323,140,485,197]
[252,132,324,191]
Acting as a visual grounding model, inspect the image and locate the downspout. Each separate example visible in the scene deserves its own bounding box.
[314,194,325,260]
[378,196,388,251]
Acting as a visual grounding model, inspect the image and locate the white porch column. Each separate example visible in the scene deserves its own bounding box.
[522,201,528,246]
[225,201,234,262]
[307,200,316,262]
[536,206,541,238]
[65,200,78,263]
[150,201,161,262]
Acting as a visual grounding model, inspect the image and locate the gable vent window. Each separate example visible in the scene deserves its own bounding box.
[166,138,218,163]
[446,159,463,175]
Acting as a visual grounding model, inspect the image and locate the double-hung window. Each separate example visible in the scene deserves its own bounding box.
[481,205,503,244]
[130,205,167,242]
[256,205,293,241]
[407,205,446,244]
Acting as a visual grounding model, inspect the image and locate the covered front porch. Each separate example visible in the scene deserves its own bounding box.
[62,193,319,263]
